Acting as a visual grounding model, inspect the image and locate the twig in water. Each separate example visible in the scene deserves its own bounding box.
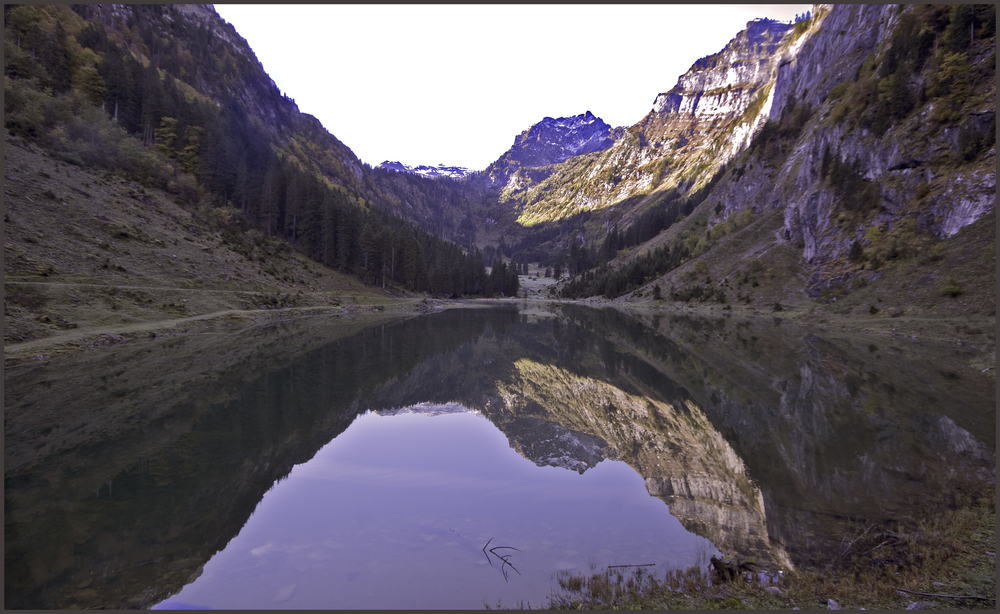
[482,540,521,582]
[497,554,521,581]
[482,537,494,568]
[490,546,521,553]
[608,564,655,569]
[895,587,996,601]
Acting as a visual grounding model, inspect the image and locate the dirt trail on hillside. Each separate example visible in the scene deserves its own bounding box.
[3,299,447,366]
[6,280,279,295]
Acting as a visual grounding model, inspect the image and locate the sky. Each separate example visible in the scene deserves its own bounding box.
[213,4,812,171]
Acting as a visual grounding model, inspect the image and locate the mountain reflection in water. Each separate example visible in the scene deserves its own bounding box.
[158,408,715,610]
[4,305,994,609]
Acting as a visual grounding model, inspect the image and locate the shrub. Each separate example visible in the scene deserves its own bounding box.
[941,280,964,297]
[847,239,865,262]
[826,80,850,102]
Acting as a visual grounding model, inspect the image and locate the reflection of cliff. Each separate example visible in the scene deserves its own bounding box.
[358,314,794,570]
[560,306,995,566]
[497,358,793,570]
[358,305,995,571]
[504,415,609,474]
[7,306,993,609]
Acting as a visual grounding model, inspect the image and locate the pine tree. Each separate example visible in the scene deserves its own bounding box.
[140,62,162,146]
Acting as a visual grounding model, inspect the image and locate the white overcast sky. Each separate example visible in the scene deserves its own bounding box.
[213,4,812,171]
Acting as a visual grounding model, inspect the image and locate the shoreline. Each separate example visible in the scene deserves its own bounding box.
[6,296,995,375]
[544,486,996,610]
[6,295,995,610]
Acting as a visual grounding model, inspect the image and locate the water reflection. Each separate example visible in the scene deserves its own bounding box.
[4,304,994,609]
[158,408,715,610]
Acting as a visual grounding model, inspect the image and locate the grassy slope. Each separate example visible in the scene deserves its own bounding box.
[3,132,424,363]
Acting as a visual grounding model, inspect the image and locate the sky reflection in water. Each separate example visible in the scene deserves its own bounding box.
[157,407,716,610]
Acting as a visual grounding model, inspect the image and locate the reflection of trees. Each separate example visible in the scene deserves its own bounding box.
[5,305,992,608]
[556,306,994,565]
[360,310,793,569]
[361,305,994,570]
[4,308,508,609]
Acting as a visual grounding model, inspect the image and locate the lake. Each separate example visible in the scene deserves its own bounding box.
[4,304,994,609]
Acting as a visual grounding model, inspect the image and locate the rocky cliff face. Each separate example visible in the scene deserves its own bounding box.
[646,18,793,141]
[698,3,996,292]
[489,17,813,227]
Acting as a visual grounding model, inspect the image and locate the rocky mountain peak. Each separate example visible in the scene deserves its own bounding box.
[508,110,614,167]
[481,111,616,190]
[492,16,808,224]
[651,18,793,120]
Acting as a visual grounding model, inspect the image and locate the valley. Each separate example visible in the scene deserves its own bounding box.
[5,5,994,341]
[3,3,995,610]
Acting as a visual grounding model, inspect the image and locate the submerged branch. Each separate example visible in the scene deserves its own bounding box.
[482,540,520,582]
[482,537,494,568]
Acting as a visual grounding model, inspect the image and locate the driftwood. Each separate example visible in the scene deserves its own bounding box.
[608,563,655,569]
[710,555,758,582]
[895,587,996,601]
[839,524,875,557]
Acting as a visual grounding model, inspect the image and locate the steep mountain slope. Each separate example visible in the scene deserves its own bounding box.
[654,4,996,308]
[2,132,392,349]
[545,4,994,326]
[4,3,489,299]
[479,111,617,192]
[487,17,808,229]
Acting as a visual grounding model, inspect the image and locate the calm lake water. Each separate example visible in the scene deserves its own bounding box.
[4,304,994,609]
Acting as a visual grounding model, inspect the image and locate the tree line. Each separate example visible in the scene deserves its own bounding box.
[4,4,497,297]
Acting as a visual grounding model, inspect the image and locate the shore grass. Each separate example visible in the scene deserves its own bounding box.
[542,487,995,610]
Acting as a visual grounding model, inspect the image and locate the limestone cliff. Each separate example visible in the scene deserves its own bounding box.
[492,16,817,226]
[699,3,996,292]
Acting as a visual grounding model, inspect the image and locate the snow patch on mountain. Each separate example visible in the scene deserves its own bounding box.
[378,402,480,417]
[377,161,472,180]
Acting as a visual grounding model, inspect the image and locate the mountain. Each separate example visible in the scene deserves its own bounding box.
[481,19,799,230]
[3,3,491,301]
[482,4,994,324]
[3,3,995,330]
[612,3,996,308]
[644,18,794,157]
[480,111,617,192]
[376,160,473,180]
